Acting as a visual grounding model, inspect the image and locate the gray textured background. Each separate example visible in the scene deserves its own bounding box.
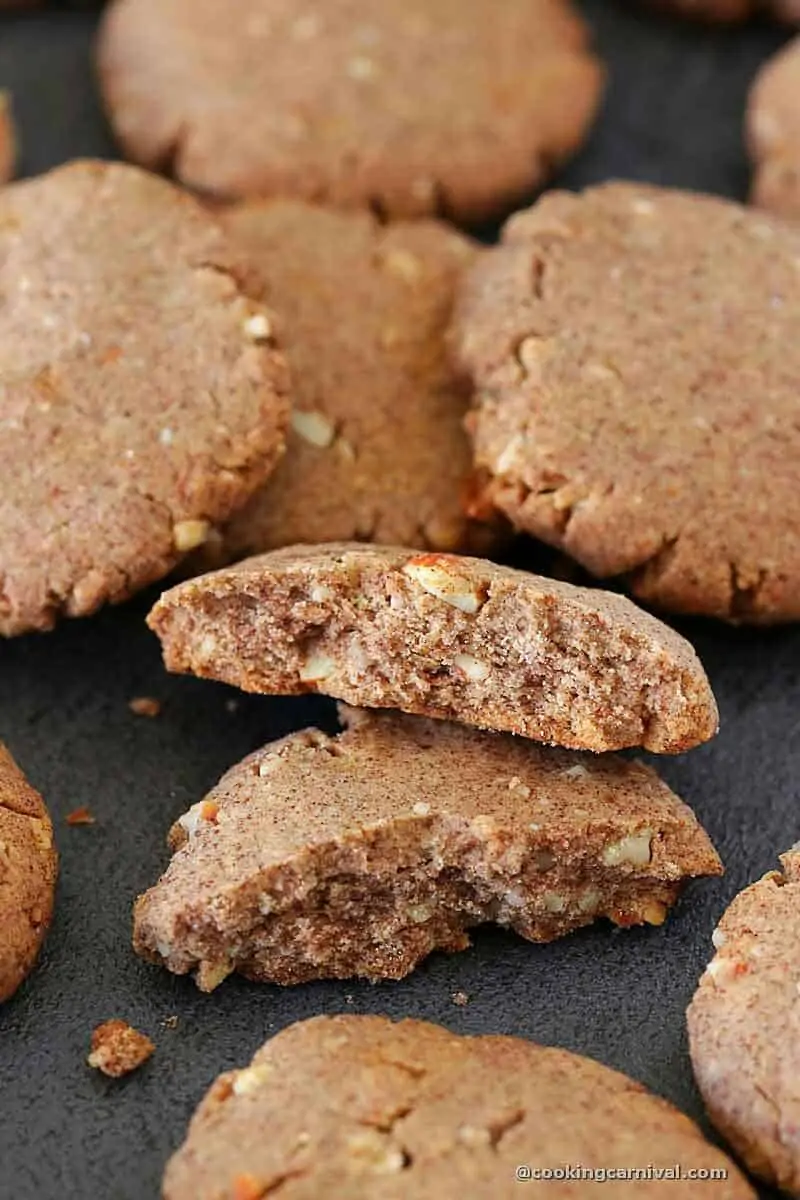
[0,4,794,1197]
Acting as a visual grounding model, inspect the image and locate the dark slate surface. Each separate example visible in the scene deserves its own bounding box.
[0,4,794,1197]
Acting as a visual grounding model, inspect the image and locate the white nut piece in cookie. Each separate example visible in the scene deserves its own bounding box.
[453,653,491,681]
[173,520,211,553]
[402,554,487,613]
[299,651,336,683]
[232,1063,272,1096]
[290,408,336,448]
[601,831,653,867]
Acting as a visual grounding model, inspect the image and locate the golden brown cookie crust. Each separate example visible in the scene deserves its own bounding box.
[134,706,722,991]
[688,849,800,1194]
[0,160,290,636]
[0,744,57,1003]
[205,201,492,560]
[453,182,800,622]
[748,37,800,222]
[0,92,16,185]
[163,1014,755,1200]
[97,0,603,222]
[148,543,719,753]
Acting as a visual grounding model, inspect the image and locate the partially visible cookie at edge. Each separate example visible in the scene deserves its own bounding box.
[0,160,290,636]
[96,0,603,223]
[452,181,800,622]
[688,848,800,1194]
[0,744,57,1003]
[199,201,495,563]
[163,1014,755,1200]
[134,706,722,992]
[748,37,800,222]
[0,92,16,185]
[147,543,719,754]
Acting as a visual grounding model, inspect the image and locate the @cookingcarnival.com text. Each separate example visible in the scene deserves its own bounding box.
[515,1164,729,1183]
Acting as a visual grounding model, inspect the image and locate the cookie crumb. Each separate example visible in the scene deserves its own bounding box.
[160,1015,179,1030]
[0,91,17,186]
[452,990,470,1007]
[66,806,96,826]
[87,1020,154,1078]
[129,696,162,718]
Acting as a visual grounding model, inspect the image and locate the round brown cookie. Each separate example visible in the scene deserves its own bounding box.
[135,706,722,992]
[148,543,719,754]
[453,181,800,623]
[0,160,290,636]
[204,201,492,561]
[96,0,604,223]
[0,92,15,185]
[163,1014,754,1199]
[688,848,800,1194]
[0,744,57,1003]
[748,38,800,222]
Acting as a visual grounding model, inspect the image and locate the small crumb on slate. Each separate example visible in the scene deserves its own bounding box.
[66,806,95,826]
[88,1020,154,1078]
[160,1015,179,1030]
[129,696,162,718]
[452,991,470,1007]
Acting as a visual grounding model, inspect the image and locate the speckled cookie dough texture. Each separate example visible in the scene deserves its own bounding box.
[688,848,800,1195]
[0,744,57,1003]
[148,543,719,753]
[205,201,492,560]
[96,0,604,223]
[163,1014,755,1200]
[748,38,800,222]
[134,706,722,991]
[0,160,290,636]
[452,181,800,623]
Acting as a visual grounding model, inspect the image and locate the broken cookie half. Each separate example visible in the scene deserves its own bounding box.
[147,543,718,754]
[134,707,722,992]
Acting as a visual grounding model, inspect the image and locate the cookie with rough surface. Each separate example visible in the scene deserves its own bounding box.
[453,182,800,622]
[0,93,15,185]
[0,160,290,636]
[688,848,800,1194]
[135,706,722,992]
[0,744,57,1003]
[148,543,719,753]
[97,0,603,223]
[163,1014,754,1200]
[202,201,491,561]
[748,38,800,222]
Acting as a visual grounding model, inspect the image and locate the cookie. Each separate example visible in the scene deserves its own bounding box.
[203,201,491,561]
[688,848,800,1193]
[0,92,15,185]
[0,744,57,1003]
[748,37,800,222]
[148,543,719,753]
[640,0,800,20]
[0,160,290,636]
[163,1013,754,1199]
[453,182,800,623]
[135,705,722,992]
[96,0,603,223]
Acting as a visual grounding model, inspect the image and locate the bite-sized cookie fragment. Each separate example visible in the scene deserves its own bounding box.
[453,182,800,622]
[96,0,603,223]
[163,1014,754,1200]
[688,848,800,1194]
[0,92,16,186]
[88,1019,155,1078]
[0,159,290,636]
[748,38,800,222]
[202,201,492,560]
[0,744,57,1002]
[148,543,719,753]
[134,707,722,991]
